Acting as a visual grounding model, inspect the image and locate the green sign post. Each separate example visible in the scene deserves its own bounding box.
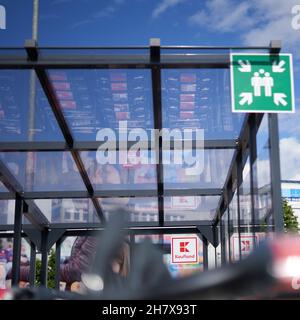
[230,53,295,113]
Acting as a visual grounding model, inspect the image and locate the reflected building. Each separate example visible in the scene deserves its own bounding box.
[282,180,300,228]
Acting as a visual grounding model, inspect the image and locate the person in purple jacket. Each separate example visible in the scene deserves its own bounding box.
[6,236,129,290]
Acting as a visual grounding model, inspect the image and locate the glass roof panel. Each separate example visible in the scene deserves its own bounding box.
[0,151,86,192]
[164,196,219,221]
[0,200,15,225]
[162,69,244,140]
[81,151,157,191]
[48,69,154,140]
[0,70,64,141]
[34,198,99,223]
[163,149,234,189]
[98,197,158,222]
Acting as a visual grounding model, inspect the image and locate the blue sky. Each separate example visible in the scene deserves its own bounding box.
[0,0,300,179]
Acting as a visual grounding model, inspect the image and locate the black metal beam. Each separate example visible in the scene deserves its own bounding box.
[29,241,36,286]
[11,196,23,286]
[214,113,264,224]
[268,114,284,232]
[0,225,14,232]
[150,39,164,227]
[0,157,51,227]
[249,114,259,248]
[163,187,222,197]
[0,53,229,69]
[63,226,202,237]
[0,192,14,200]
[21,187,222,199]
[202,236,209,271]
[40,229,48,287]
[0,231,14,237]
[55,237,62,290]
[0,141,68,151]
[30,51,105,222]
[0,158,23,194]
[23,191,90,199]
[23,199,50,228]
[0,139,237,152]
[35,68,74,147]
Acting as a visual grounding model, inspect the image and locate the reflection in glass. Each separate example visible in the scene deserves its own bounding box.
[0,70,64,141]
[164,196,219,221]
[162,69,244,139]
[0,152,86,192]
[229,192,240,262]
[164,149,234,189]
[34,198,99,223]
[98,197,158,222]
[253,115,273,238]
[0,200,15,225]
[0,238,31,289]
[222,210,230,263]
[239,154,256,259]
[48,69,153,140]
[80,151,157,191]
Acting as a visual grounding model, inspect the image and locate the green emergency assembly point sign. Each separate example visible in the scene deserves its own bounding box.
[230,53,295,113]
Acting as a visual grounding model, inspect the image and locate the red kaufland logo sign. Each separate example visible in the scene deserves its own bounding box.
[171,237,198,264]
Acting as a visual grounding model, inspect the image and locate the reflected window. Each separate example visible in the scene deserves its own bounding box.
[0,152,86,192]
[34,198,100,223]
[164,196,219,221]
[0,70,64,141]
[81,151,157,191]
[99,197,158,222]
[0,200,15,225]
[48,69,154,140]
[162,69,244,140]
[164,149,234,189]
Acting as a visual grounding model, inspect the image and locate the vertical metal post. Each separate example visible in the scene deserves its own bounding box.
[227,207,232,263]
[55,237,62,290]
[268,114,284,232]
[202,236,208,271]
[40,229,48,287]
[249,115,258,246]
[11,197,23,286]
[220,216,226,265]
[236,151,243,261]
[29,241,36,286]
[150,38,164,227]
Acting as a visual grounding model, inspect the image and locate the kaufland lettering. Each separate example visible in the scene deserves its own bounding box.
[0,5,5,30]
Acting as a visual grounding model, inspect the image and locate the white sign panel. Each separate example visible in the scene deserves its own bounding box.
[171,196,197,209]
[171,236,198,264]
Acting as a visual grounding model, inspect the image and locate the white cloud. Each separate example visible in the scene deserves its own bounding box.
[188,0,300,55]
[279,107,300,136]
[70,2,122,29]
[152,0,187,19]
[93,6,115,19]
[280,137,300,180]
[189,0,254,32]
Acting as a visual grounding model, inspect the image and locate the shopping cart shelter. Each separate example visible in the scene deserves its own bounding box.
[0,39,285,286]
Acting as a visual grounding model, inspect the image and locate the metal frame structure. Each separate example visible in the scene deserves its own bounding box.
[0,39,284,286]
